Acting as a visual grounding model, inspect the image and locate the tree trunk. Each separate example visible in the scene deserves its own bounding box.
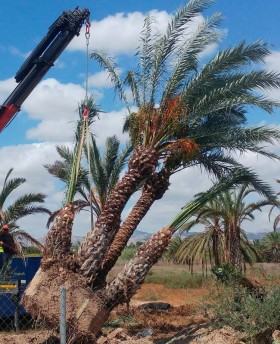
[42,203,75,269]
[105,227,173,307]
[77,147,158,283]
[227,225,242,271]
[22,226,174,342]
[100,169,170,279]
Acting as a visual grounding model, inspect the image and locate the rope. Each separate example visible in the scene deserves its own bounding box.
[85,22,90,102]
[84,20,94,230]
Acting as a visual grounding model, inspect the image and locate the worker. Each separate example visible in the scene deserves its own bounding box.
[0,224,17,277]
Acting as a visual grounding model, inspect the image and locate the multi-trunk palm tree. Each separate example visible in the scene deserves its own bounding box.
[84,4,280,280]
[0,168,50,252]
[23,1,280,341]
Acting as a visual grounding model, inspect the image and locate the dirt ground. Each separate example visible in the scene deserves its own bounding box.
[0,282,240,344]
[0,262,279,343]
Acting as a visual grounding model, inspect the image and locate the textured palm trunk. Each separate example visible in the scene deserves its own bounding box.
[227,225,242,271]
[105,226,173,307]
[23,227,173,342]
[42,202,75,268]
[99,170,170,279]
[78,147,158,283]
[212,231,220,266]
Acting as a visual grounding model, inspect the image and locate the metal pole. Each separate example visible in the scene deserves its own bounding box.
[14,280,21,333]
[60,286,66,344]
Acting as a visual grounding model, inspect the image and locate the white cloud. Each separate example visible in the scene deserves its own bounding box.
[0,78,17,103]
[87,71,114,88]
[263,50,280,101]
[68,10,171,55]
[22,78,89,142]
[93,108,130,146]
[0,142,63,237]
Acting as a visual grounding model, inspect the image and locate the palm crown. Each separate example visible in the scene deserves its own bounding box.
[0,168,50,250]
[92,0,280,178]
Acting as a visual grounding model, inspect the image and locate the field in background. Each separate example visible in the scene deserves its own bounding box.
[105,262,280,343]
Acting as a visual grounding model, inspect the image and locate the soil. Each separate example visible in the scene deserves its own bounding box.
[2,261,279,344]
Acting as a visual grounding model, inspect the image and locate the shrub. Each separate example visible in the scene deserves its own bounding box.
[207,284,280,343]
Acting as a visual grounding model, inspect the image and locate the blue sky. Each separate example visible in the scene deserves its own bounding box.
[0,0,280,238]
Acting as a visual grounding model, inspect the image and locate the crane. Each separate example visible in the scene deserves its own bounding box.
[0,8,90,132]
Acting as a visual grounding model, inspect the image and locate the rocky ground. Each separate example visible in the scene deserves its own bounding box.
[0,326,243,344]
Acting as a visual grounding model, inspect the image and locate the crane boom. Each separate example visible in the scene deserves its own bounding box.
[0,8,90,132]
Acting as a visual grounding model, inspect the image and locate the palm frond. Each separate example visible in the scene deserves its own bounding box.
[91,50,129,108]
[13,230,44,251]
[0,175,26,209]
[170,167,275,231]
[162,11,223,102]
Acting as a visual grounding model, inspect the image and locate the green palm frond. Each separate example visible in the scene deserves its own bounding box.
[56,145,73,161]
[0,169,50,247]
[149,0,216,103]
[162,11,223,102]
[108,144,133,194]
[124,71,140,107]
[170,167,275,231]
[0,173,26,209]
[5,193,50,223]
[91,50,128,108]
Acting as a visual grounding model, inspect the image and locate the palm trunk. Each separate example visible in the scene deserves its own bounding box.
[100,170,170,279]
[23,226,173,342]
[105,226,173,307]
[212,230,220,266]
[42,202,75,268]
[227,225,242,271]
[78,147,158,283]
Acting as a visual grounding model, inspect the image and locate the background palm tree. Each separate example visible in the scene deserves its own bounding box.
[262,232,280,262]
[45,135,131,220]
[175,184,271,270]
[0,168,50,251]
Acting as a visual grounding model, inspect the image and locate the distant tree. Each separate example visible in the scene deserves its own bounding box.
[0,168,50,252]
[175,185,271,270]
[262,232,280,262]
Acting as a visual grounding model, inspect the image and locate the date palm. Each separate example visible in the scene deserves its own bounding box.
[45,135,131,219]
[44,134,131,263]
[177,184,272,270]
[262,232,280,262]
[87,0,280,280]
[173,227,259,272]
[0,168,50,251]
[23,1,280,341]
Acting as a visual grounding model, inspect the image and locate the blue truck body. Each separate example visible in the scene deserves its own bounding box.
[0,257,41,317]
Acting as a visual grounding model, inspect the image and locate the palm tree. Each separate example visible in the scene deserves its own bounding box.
[218,185,271,270]
[81,0,280,280]
[0,168,50,251]
[268,179,280,231]
[262,232,280,262]
[176,184,271,270]
[45,135,131,219]
[23,1,280,340]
